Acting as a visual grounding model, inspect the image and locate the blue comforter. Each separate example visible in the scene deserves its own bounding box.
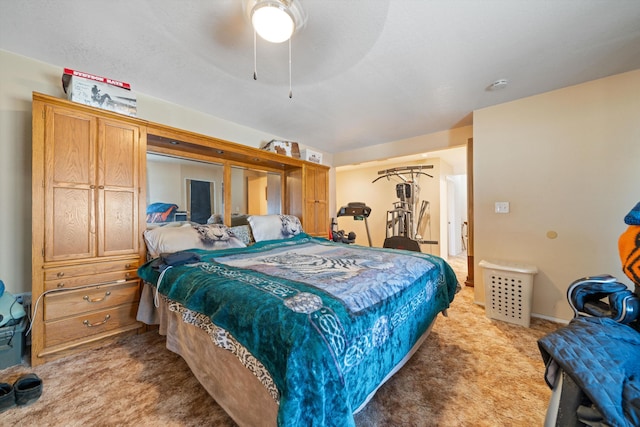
[138,234,459,426]
[538,317,640,427]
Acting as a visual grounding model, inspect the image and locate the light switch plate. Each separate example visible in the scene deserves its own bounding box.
[495,202,510,213]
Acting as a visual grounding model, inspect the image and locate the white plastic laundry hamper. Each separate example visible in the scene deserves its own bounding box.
[479,259,538,327]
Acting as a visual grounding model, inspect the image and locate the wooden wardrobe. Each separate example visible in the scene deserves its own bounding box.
[31,93,147,365]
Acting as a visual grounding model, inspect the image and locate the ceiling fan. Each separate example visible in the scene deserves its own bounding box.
[243,0,307,97]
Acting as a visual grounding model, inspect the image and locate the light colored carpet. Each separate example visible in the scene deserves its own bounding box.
[0,255,561,426]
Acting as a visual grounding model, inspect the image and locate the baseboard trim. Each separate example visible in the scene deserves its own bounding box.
[531,313,569,325]
[473,300,569,325]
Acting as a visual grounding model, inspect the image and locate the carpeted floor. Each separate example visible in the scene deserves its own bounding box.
[0,255,561,426]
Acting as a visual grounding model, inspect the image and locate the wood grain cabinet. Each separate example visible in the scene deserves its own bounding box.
[303,164,329,237]
[31,93,146,365]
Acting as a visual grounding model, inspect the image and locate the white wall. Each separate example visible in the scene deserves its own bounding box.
[146,158,183,206]
[447,174,468,256]
[437,159,454,257]
[473,69,640,322]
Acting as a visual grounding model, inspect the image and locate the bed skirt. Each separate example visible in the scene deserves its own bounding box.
[137,282,436,426]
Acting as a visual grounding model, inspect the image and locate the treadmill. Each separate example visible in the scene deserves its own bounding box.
[336,202,372,246]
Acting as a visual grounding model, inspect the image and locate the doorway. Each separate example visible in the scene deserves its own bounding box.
[335,140,472,277]
[187,179,215,224]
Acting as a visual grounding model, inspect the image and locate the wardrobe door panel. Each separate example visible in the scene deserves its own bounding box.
[97,119,140,257]
[48,108,95,186]
[100,120,138,188]
[44,106,97,262]
[100,189,137,255]
[49,187,94,260]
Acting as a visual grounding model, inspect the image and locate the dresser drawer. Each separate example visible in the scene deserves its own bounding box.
[44,281,140,321]
[44,270,138,291]
[44,303,139,347]
[44,259,141,281]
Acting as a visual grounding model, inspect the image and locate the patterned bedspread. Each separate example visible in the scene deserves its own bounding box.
[138,233,459,426]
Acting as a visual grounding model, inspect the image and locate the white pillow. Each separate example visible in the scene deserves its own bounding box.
[143,223,246,258]
[247,215,303,242]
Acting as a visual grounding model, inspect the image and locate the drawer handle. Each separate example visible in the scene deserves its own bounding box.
[57,283,65,289]
[83,291,111,303]
[57,272,65,278]
[125,263,132,269]
[125,273,131,279]
[83,314,111,327]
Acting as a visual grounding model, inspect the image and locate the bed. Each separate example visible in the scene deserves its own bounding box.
[136,215,459,426]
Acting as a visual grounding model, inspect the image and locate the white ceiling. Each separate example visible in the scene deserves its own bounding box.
[2,0,640,162]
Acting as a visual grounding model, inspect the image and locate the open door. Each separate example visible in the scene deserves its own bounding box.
[465,138,474,287]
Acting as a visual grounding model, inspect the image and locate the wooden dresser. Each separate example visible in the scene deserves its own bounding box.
[31,93,146,365]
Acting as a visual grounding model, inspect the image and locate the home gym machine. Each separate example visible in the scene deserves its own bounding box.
[372,165,437,252]
[332,202,372,246]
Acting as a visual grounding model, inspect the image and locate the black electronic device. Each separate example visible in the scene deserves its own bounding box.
[337,202,371,220]
[335,202,372,246]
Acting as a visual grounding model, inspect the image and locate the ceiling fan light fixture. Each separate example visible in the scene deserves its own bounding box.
[245,0,306,97]
[251,1,295,43]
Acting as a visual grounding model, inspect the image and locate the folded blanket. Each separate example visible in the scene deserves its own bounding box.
[538,317,640,427]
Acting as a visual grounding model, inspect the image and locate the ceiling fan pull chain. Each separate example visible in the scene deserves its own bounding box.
[253,29,258,80]
[288,37,292,98]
